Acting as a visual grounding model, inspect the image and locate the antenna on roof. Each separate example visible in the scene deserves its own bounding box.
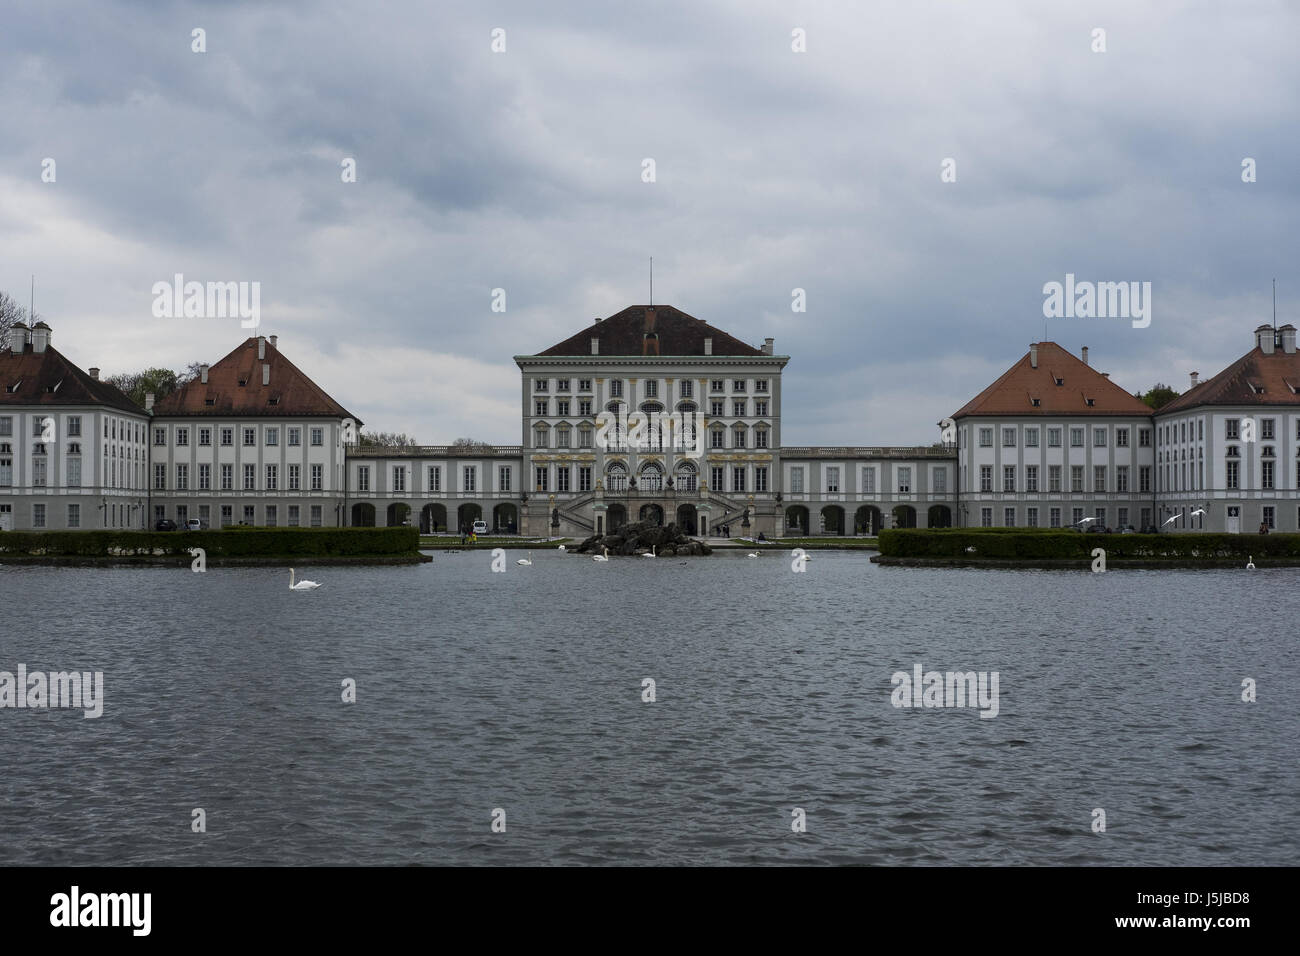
[1273,277,1277,330]
[649,256,653,307]
[30,274,35,324]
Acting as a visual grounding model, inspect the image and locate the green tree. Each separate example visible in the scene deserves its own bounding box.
[1137,383,1180,410]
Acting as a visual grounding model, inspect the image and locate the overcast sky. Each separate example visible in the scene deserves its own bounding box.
[2,1,1297,444]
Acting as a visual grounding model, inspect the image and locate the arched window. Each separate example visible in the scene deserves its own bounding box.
[606,461,628,491]
[640,461,663,491]
[674,459,698,491]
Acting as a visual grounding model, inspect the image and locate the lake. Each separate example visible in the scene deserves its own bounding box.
[0,551,1295,865]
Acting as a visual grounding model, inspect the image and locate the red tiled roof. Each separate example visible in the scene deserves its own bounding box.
[0,344,143,414]
[953,342,1152,417]
[536,305,765,357]
[152,337,360,421]
[1159,340,1300,414]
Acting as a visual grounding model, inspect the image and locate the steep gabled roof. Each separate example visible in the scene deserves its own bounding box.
[1160,341,1300,414]
[0,344,143,415]
[953,342,1152,417]
[152,337,360,421]
[536,305,765,357]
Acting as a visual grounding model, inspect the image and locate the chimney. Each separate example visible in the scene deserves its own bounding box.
[1101,372,1110,379]
[642,307,659,356]
[1256,324,1274,354]
[7,322,28,353]
[762,337,774,355]
[1190,370,1199,388]
[200,363,209,384]
[704,337,713,356]
[88,367,99,380]
[1029,343,1038,368]
[591,337,599,355]
[593,317,601,324]
[262,363,270,386]
[30,322,50,353]
[145,392,155,411]
[1081,346,1089,366]
[1279,324,1296,354]
[257,336,266,359]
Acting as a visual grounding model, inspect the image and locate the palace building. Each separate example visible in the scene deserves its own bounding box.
[3,307,1296,536]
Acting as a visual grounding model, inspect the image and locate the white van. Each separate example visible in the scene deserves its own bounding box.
[471,519,488,535]
[186,518,206,531]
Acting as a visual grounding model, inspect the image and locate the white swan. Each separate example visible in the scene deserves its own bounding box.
[1246,555,1255,570]
[557,544,566,551]
[592,547,610,562]
[517,552,533,566]
[641,546,657,558]
[289,568,320,590]
[747,552,760,558]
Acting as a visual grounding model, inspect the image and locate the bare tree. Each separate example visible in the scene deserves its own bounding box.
[450,437,493,451]
[0,290,40,350]
[360,431,418,447]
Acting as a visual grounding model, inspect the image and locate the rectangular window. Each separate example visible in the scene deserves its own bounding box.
[755,429,769,448]
[643,380,657,399]
[556,467,570,492]
[733,380,746,392]
[0,417,11,437]
[732,401,746,416]
[308,505,321,527]
[221,505,233,527]
[1048,427,1062,448]
[733,428,747,449]
[933,467,946,494]
[1225,418,1239,440]
[710,429,724,449]
[311,465,322,490]
[790,468,804,493]
[579,466,592,492]
[1263,505,1275,530]
[578,379,592,392]
[979,465,992,492]
[197,427,210,447]
[357,465,370,492]
[1025,465,1038,492]
[711,466,724,491]
[176,464,189,490]
[535,467,548,492]
[289,427,301,447]
[289,464,300,490]
[755,380,768,392]
[266,427,278,446]
[610,380,624,398]
[710,380,724,392]
[33,503,45,528]
[1002,427,1016,447]
[198,463,210,489]
[1116,465,1129,492]
[755,466,768,492]
[862,467,876,493]
[463,467,476,492]
[556,400,570,416]
[221,464,233,490]
[1094,465,1106,491]
[535,379,549,392]
[1139,465,1151,492]
[1002,465,1015,492]
[243,427,256,446]
[556,378,570,392]
[978,427,993,447]
[1070,427,1084,447]
[1071,465,1084,492]
[176,427,189,447]
[265,505,277,527]
[67,503,80,528]
[266,464,278,490]
[897,466,911,493]
[679,380,692,398]
[1262,460,1274,490]
[1004,507,1015,527]
[826,467,839,493]
[154,463,166,489]
[1226,460,1239,490]
[1025,427,1039,447]
[980,507,992,527]
[311,428,324,446]
[535,400,548,416]
[710,400,725,416]
[153,427,166,446]
[221,427,233,446]
[427,466,440,492]
[1094,427,1106,447]
[579,400,592,417]
[1118,507,1128,529]
[1050,465,1062,491]
[732,466,746,493]
[288,505,300,527]
[1026,507,1038,527]
[1116,427,1129,447]
[243,464,256,490]
[67,457,81,488]
[1072,507,1084,526]
[392,467,406,492]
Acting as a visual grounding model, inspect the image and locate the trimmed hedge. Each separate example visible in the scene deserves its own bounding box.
[0,527,420,558]
[878,529,1300,560]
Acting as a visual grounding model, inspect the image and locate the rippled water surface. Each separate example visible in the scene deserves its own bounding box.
[1,552,1296,865]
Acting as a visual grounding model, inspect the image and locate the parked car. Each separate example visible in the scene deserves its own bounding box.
[471,519,489,535]
[186,518,207,531]
[155,519,177,531]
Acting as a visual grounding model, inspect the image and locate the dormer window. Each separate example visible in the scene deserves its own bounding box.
[1085,398,1095,406]
[1030,397,1041,407]
[204,398,215,406]
[237,379,247,387]
[5,380,19,393]
[1054,377,1064,386]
